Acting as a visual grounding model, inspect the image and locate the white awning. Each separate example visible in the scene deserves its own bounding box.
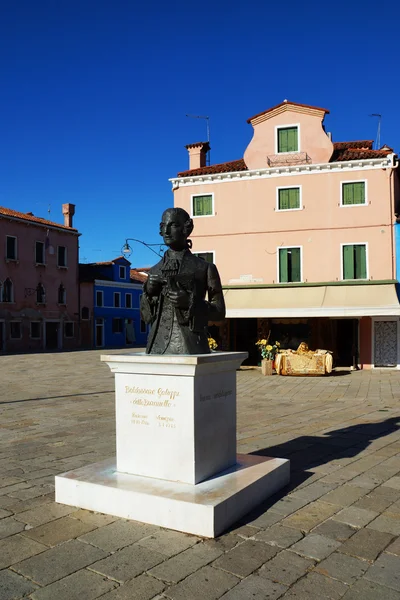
[223,284,400,318]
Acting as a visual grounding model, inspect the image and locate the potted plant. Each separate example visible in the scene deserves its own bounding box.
[208,337,218,352]
[256,337,280,375]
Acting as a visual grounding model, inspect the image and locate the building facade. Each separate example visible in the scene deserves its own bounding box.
[79,257,148,349]
[171,101,400,368]
[0,203,80,353]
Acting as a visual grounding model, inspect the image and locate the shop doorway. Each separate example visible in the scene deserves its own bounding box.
[374,320,398,367]
[231,318,259,365]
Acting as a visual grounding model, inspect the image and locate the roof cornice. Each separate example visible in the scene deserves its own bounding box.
[170,154,396,189]
[0,213,80,235]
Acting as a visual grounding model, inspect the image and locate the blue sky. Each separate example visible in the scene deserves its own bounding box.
[1,0,399,267]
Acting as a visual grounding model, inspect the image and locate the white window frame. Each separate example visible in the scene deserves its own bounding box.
[35,240,45,265]
[1,278,14,303]
[191,192,215,218]
[340,179,368,207]
[193,250,216,264]
[276,245,303,283]
[64,322,74,338]
[119,265,126,279]
[6,235,17,261]
[125,293,132,308]
[276,185,303,212]
[96,290,104,307]
[275,123,301,155]
[36,283,46,305]
[340,242,369,281]
[58,284,66,305]
[57,245,68,268]
[10,321,22,339]
[81,306,90,320]
[114,292,121,308]
[30,321,41,339]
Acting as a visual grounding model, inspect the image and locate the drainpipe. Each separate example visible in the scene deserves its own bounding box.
[388,154,399,281]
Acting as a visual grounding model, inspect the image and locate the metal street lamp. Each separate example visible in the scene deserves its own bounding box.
[121,238,165,259]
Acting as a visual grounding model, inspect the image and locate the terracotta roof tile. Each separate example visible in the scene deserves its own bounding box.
[0,205,78,231]
[130,268,149,283]
[177,158,247,177]
[92,256,128,266]
[247,100,330,123]
[331,141,391,162]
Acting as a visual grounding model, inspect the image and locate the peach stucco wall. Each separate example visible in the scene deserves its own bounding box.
[244,109,334,170]
[174,167,395,285]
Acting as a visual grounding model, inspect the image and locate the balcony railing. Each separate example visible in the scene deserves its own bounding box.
[267,152,312,167]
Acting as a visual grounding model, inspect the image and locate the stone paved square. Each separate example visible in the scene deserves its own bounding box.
[1,350,400,598]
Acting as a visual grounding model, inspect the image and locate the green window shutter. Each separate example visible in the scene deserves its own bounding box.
[278,127,298,153]
[279,189,289,210]
[287,127,298,152]
[343,245,355,279]
[354,245,367,279]
[343,182,365,205]
[343,184,353,205]
[279,249,288,283]
[290,248,301,282]
[193,195,212,216]
[288,188,300,209]
[354,183,365,204]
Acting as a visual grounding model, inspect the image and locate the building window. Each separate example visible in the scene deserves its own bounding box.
[81,306,90,320]
[277,126,299,153]
[140,319,147,333]
[64,322,74,338]
[35,241,45,264]
[194,252,214,264]
[57,246,67,267]
[342,244,367,280]
[1,278,13,303]
[112,318,123,334]
[114,292,121,308]
[341,182,366,206]
[96,291,103,307]
[36,283,45,304]
[10,321,21,339]
[278,187,301,211]
[192,194,213,217]
[58,284,66,304]
[30,322,41,339]
[125,293,132,308]
[278,247,301,283]
[6,236,17,260]
[119,266,126,279]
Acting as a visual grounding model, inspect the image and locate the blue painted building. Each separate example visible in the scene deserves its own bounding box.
[79,256,148,348]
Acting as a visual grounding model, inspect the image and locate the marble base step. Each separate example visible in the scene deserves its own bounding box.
[55,454,290,538]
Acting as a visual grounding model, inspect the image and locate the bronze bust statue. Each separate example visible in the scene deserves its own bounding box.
[140,207,226,354]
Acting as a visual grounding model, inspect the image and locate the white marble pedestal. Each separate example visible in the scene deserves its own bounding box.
[55,352,290,537]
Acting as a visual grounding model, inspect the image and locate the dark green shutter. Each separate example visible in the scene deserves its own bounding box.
[193,195,212,216]
[290,248,301,282]
[279,189,289,210]
[279,249,288,283]
[279,188,300,209]
[343,245,354,279]
[354,245,367,279]
[289,188,300,209]
[343,182,365,205]
[278,127,298,153]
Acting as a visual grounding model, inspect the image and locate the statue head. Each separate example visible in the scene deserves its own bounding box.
[159,207,194,251]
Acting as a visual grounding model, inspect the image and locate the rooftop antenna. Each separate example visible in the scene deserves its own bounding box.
[186,114,210,165]
[369,114,381,149]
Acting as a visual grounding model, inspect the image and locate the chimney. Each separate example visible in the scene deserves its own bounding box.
[185,142,210,170]
[62,203,75,228]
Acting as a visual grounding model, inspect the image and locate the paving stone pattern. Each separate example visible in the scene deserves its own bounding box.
[0,350,400,599]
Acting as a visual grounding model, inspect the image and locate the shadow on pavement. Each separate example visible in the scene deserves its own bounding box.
[231,416,400,531]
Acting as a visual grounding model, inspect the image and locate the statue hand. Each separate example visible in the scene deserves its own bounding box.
[168,288,190,309]
[146,274,163,297]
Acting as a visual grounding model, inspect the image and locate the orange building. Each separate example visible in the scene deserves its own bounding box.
[171,101,400,368]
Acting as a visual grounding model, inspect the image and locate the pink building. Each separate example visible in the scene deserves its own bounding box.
[171,101,400,368]
[0,204,80,352]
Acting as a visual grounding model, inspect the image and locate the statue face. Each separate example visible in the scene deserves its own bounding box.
[160,210,187,250]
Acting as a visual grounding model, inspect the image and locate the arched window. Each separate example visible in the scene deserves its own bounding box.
[2,278,13,303]
[58,284,66,305]
[36,283,45,304]
[81,306,90,320]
